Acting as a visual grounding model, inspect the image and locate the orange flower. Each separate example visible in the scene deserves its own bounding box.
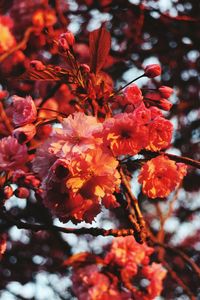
[146,117,173,151]
[138,155,187,198]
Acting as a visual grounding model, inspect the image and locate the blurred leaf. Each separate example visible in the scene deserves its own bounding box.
[89,26,111,74]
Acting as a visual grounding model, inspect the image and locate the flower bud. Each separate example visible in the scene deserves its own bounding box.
[159,86,173,98]
[30,60,46,71]
[13,124,36,144]
[14,187,30,199]
[158,99,173,111]
[58,31,75,51]
[80,64,90,73]
[3,186,13,199]
[12,95,37,127]
[144,64,161,78]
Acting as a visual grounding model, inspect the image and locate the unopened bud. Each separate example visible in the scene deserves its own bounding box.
[58,31,75,51]
[144,64,161,78]
[158,99,173,111]
[80,64,90,73]
[159,86,173,98]
[4,186,13,199]
[14,187,30,199]
[30,60,46,71]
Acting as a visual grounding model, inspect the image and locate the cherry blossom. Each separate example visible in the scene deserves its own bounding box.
[138,155,187,198]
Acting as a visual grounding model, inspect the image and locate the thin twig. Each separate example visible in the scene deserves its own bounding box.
[163,261,196,300]
[120,168,147,242]
[141,150,200,169]
[0,209,135,237]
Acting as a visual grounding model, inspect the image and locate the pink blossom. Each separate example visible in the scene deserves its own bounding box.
[12,95,37,127]
[13,123,36,143]
[105,236,154,277]
[0,136,28,171]
[51,112,103,156]
[71,265,132,300]
[142,263,167,299]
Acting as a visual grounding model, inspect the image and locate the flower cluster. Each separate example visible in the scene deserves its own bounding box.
[32,82,186,221]
[138,155,187,198]
[33,112,120,223]
[71,236,167,300]
[103,102,173,155]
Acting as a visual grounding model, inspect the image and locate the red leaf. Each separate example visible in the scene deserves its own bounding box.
[89,26,111,74]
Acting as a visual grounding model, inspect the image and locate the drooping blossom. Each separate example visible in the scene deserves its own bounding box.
[103,112,149,156]
[146,117,173,151]
[138,155,187,198]
[0,136,28,171]
[12,95,37,127]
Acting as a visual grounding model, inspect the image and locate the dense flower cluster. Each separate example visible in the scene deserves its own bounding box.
[31,95,180,223]
[103,102,173,155]
[138,155,187,198]
[71,236,167,300]
[0,136,28,171]
[33,112,120,223]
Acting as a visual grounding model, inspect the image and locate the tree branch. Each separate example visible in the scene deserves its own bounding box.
[141,150,200,169]
[0,209,134,237]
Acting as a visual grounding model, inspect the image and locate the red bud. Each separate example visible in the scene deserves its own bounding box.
[144,64,161,78]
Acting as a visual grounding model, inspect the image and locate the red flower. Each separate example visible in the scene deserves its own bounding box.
[12,95,37,127]
[144,64,161,78]
[104,113,149,156]
[105,236,154,277]
[138,155,187,198]
[159,86,174,98]
[58,31,75,51]
[146,117,173,151]
[142,263,167,299]
[0,136,28,171]
[71,264,132,300]
[124,84,143,107]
